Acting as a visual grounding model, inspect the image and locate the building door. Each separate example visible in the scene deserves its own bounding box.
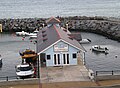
[63,53,69,65]
[54,54,60,66]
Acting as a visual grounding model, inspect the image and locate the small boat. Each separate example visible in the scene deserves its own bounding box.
[28,30,38,36]
[19,49,37,58]
[29,35,37,39]
[19,49,37,63]
[16,31,29,36]
[28,33,37,36]
[33,30,39,33]
[15,61,35,78]
[92,45,108,53]
[79,39,91,44]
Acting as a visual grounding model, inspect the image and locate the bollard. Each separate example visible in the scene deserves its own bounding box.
[112,70,114,75]
[6,76,8,81]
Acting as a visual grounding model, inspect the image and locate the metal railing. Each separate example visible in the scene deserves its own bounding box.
[95,70,120,76]
[0,76,37,82]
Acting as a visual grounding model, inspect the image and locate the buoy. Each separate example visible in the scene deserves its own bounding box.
[22,38,24,40]
[115,55,118,58]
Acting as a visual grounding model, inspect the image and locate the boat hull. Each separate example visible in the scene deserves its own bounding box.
[15,64,35,78]
[92,45,108,54]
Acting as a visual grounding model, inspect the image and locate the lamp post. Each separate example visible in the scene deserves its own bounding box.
[66,23,68,30]
[38,54,42,88]
[42,23,44,28]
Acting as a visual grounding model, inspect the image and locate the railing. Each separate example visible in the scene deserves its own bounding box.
[0,76,37,82]
[95,70,120,76]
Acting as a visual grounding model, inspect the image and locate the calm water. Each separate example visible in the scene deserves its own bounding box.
[81,32,120,71]
[0,0,120,18]
[0,32,120,77]
[0,34,36,77]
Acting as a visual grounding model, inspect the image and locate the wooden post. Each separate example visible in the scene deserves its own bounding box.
[0,24,2,33]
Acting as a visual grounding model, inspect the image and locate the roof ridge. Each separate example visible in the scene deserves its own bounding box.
[46,17,61,23]
[53,24,61,39]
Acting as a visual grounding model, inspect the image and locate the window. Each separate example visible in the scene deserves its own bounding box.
[67,54,69,64]
[47,55,51,60]
[73,53,77,58]
[54,54,56,65]
[63,54,66,64]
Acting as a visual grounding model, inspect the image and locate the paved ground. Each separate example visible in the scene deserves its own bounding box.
[40,65,90,83]
[1,57,120,88]
[1,80,120,88]
[40,55,90,83]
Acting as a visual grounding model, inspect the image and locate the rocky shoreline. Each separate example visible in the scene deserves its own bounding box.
[0,16,120,42]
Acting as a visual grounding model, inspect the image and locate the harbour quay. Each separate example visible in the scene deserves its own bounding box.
[0,17,120,88]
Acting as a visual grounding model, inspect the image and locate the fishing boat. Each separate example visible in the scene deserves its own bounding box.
[19,49,37,63]
[15,61,34,78]
[19,49,37,58]
[92,45,108,54]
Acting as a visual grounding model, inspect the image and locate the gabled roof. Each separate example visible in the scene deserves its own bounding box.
[46,17,61,24]
[37,18,85,54]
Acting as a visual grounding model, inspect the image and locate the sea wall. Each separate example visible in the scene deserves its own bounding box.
[65,16,120,42]
[0,16,120,42]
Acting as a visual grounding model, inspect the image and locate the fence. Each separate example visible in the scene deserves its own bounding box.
[95,70,120,76]
[94,70,120,81]
[0,76,37,82]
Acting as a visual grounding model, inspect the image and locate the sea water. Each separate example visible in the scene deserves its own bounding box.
[0,0,120,18]
[0,32,120,77]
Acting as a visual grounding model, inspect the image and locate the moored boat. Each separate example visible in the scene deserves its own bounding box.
[19,49,37,63]
[79,39,91,44]
[29,35,37,39]
[16,31,29,36]
[92,45,108,54]
[15,61,35,78]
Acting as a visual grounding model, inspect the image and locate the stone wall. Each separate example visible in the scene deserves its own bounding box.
[0,16,120,42]
[61,16,120,42]
[0,18,46,32]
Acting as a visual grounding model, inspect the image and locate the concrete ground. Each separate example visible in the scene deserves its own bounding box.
[40,55,90,83]
[1,57,120,88]
[1,80,120,88]
[40,65,90,83]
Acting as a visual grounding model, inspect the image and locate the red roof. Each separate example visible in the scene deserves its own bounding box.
[46,17,61,24]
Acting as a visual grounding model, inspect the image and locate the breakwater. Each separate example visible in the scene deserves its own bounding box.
[0,16,120,42]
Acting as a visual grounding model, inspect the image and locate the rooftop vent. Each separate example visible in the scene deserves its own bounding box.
[68,36,73,40]
[42,30,46,33]
[43,38,48,42]
[42,34,47,37]
[63,29,67,32]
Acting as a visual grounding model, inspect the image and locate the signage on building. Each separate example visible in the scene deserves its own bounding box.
[54,44,68,52]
